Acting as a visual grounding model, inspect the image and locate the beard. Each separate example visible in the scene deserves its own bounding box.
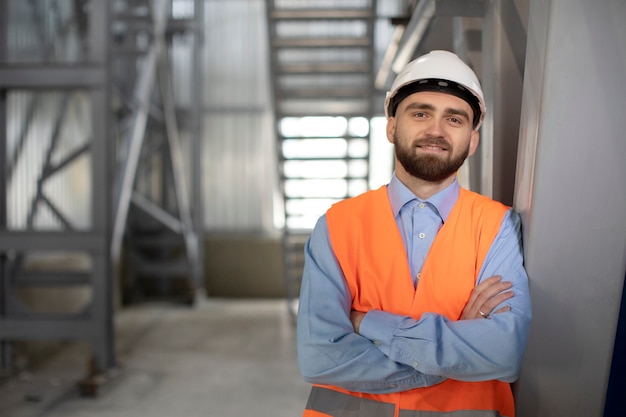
[394,134,470,182]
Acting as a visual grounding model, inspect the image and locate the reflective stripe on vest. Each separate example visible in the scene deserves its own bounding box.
[306,387,504,417]
[305,386,395,417]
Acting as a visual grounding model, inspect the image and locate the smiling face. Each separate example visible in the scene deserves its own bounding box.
[386,90,480,189]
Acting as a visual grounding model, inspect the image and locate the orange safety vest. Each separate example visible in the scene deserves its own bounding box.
[303,186,513,417]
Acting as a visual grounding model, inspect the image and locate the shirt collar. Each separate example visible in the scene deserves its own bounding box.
[387,173,459,222]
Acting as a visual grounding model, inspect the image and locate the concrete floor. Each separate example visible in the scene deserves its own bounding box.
[0,298,311,417]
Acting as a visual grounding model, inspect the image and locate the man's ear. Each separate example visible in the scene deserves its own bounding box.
[386,118,396,144]
[468,130,480,157]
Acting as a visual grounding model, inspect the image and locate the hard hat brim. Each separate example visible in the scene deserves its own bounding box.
[387,78,482,129]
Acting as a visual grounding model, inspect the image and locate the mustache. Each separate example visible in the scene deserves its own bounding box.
[413,137,450,149]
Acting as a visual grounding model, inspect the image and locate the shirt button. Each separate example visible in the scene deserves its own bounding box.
[416,273,421,280]
[418,203,426,209]
[413,361,419,368]
[418,232,425,239]
[374,340,381,346]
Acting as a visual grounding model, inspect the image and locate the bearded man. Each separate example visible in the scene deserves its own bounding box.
[296,50,532,417]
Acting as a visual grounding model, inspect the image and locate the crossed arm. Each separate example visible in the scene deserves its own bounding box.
[351,275,514,333]
[296,210,531,393]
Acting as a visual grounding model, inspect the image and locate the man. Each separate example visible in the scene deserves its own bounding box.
[296,50,532,417]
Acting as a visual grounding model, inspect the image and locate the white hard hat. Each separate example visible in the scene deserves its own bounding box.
[384,50,486,130]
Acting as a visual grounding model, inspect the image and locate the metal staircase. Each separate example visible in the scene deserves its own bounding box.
[265,1,377,317]
[265,0,500,317]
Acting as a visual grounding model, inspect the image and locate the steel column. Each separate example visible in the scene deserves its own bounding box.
[0,0,8,371]
[514,0,626,415]
[479,0,527,205]
[190,0,205,292]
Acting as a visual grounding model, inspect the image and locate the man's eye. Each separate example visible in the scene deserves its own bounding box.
[413,112,426,118]
[449,117,462,124]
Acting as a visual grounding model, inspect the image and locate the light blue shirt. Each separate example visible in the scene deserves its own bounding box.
[296,175,532,394]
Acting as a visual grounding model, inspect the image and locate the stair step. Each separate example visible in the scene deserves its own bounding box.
[277,62,370,74]
[274,37,371,48]
[132,258,191,277]
[271,9,372,20]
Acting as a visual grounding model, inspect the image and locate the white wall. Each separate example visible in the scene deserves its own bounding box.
[201,0,278,233]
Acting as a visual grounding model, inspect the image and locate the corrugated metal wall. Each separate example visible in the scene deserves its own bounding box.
[6,90,92,230]
[5,0,92,231]
[199,0,405,233]
[202,0,278,233]
[5,0,280,234]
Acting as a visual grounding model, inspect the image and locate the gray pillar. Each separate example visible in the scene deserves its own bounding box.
[479,0,527,205]
[514,0,626,415]
[191,0,205,291]
[0,0,8,370]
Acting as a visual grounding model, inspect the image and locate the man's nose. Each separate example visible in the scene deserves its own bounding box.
[423,117,445,137]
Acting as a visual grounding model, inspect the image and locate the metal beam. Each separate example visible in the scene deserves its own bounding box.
[156,27,198,272]
[379,0,487,90]
[0,0,8,371]
[0,66,106,88]
[131,192,183,233]
[190,0,205,291]
[436,0,486,17]
[0,232,105,251]
[111,44,159,264]
[391,0,437,74]
[0,319,100,340]
[13,271,90,287]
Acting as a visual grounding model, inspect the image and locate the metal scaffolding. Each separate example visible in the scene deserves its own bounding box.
[0,0,115,374]
[0,0,204,381]
[110,0,203,305]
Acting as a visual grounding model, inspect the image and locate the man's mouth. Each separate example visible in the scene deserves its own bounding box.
[416,140,449,152]
[418,144,447,151]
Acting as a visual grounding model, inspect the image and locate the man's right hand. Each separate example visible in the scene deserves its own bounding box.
[460,275,513,320]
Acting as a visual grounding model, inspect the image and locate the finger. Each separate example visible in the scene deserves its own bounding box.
[461,276,502,319]
[471,281,512,312]
[479,304,512,319]
[473,275,503,294]
[475,282,511,308]
[461,276,513,320]
[492,306,511,315]
[480,290,514,313]
[477,292,514,319]
[478,306,511,319]
[473,276,511,300]
[464,275,503,307]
